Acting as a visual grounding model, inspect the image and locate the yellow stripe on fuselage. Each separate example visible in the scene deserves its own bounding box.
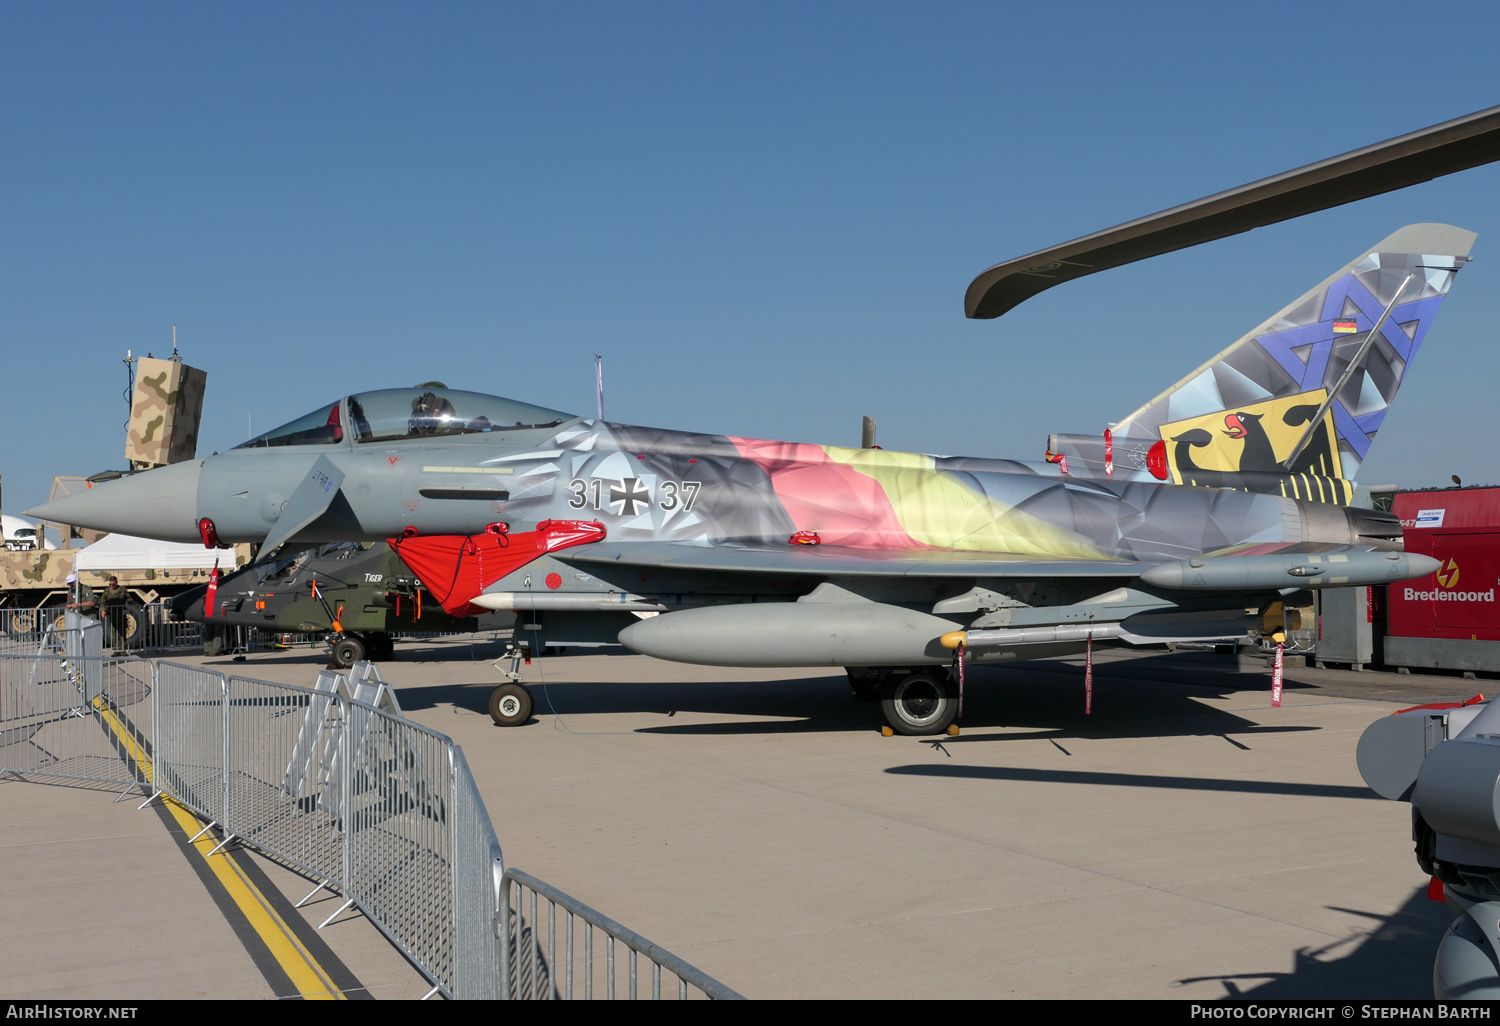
[824,446,1109,558]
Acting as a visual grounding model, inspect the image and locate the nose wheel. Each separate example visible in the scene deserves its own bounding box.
[488,682,534,727]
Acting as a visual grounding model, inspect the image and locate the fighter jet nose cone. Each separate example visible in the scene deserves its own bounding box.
[24,460,204,544]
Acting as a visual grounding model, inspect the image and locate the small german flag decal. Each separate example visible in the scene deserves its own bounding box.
[1332,319,1358,334]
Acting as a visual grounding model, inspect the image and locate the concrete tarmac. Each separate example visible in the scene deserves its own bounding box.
[1,638,1483,999]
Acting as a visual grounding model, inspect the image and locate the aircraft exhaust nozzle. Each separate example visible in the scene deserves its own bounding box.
[24,460,203,545]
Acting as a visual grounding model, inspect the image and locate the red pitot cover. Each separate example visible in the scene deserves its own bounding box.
[388,520,606,617]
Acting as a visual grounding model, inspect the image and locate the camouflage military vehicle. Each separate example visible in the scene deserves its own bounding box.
[168,542,495,665]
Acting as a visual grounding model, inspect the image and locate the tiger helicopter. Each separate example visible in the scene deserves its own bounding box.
[31,106,1500,734]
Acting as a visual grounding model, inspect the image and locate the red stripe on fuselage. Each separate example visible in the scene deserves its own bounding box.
[728,437,928,550]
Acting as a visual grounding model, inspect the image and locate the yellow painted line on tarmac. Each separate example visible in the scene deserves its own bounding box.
[161,798,345,1000]
[92,697,346,1000]
[93,700,152,784]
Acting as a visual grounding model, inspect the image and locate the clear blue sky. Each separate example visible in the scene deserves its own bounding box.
[4,2,1499,513]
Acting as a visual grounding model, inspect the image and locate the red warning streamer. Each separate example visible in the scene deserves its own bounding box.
[956,642,966,719]
[1271,642,1284,707]
[204,559,221,619]
[1104,429,1113,476]
[1085,632,1093,714]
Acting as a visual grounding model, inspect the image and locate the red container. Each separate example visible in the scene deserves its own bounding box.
[1389,488,1500,641]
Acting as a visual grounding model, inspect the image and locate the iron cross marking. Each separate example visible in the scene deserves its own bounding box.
[609,477,651,516]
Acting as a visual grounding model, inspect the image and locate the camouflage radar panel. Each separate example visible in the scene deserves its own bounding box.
[126,357,207,468]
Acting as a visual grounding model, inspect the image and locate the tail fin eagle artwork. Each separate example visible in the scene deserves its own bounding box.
[1045,223,1474,505]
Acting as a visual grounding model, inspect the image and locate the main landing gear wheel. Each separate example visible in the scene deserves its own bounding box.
[331,635,366,669]
[488,683,534,727]
[880,673,959,736]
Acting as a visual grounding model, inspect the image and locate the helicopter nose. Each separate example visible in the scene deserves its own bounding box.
[25,460,203,544]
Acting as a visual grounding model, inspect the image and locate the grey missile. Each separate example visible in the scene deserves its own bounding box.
[1138,550,1439,591]
[472,592,666,612]
[938,608,1259,650]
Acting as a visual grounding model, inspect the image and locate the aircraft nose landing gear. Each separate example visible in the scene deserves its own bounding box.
[488,682,534,727]
[486,642,536,726]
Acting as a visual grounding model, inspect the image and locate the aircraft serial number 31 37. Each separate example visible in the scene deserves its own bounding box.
[568,477,701,516]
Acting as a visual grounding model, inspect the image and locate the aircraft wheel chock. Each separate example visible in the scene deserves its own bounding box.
[880,673,958,736]
[488,683,533,727]
[332,635,365,669]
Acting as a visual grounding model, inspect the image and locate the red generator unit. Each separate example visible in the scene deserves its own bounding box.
[1384,487,1500,673]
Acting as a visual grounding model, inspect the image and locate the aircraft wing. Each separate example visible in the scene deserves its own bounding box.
[965,103,1500,319]
[562,540,1437,591]
[562,541,1146,579]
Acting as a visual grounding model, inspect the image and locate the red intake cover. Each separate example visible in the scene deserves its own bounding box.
[388,519,606,617]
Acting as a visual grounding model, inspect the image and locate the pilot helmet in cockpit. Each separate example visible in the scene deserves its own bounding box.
[408,391,458,435]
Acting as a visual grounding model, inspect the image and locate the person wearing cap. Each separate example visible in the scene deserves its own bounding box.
[64,573,98,618]
[100,575,130,653]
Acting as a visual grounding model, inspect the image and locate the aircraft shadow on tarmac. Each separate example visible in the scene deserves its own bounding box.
[1178,886,1447,999]
[393,659,1318,743]
[883,764,1378,801]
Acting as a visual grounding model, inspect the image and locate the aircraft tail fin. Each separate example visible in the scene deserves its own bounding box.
[1108,223,1475,484]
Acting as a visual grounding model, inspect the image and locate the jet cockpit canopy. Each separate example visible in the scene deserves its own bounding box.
[236,389,575,449]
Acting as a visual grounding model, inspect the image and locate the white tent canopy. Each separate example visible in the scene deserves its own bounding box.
[72,533,220,572]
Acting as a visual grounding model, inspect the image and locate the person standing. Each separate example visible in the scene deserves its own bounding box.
[64,573,97,618]
[100,575,130,654]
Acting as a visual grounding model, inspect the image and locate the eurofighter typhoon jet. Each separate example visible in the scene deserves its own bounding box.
[31,107,1500,735]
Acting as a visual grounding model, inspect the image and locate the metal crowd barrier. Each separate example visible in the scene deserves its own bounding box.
[0,605,197,655]
[0,644,740,999]
[0,617,153,789]
[500,868,742,1000]
[144,661,739,999]
[0,607,69,655]
[138,612,204,653]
